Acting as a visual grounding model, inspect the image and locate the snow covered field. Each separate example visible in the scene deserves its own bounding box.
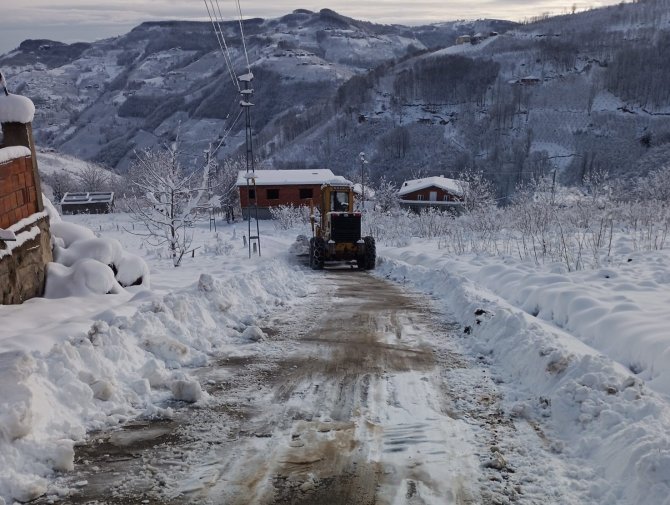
[3,207,670,503]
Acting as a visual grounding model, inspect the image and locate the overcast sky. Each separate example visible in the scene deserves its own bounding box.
[0,0,620,55]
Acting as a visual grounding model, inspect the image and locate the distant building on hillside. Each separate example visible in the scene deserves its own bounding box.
[398,175,465,213]
[60,192,115,214]
[237,169,351,219]
[511,76,542,86]
[456,35,471,45]
[471,33,487,44]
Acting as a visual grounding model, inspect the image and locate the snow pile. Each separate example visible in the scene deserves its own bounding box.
[0,93,35,124]
[0,259,307,503]
[45,200,150,297]
[377,249,670,505]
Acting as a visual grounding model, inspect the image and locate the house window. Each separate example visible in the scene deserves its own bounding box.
[299,188,313,199]
[266,188,279,200]
[417,195,424,201]
[248,188,256,199]
[443,195,450,201]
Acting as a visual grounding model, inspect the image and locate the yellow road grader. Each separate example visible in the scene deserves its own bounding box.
[309,183,376,270]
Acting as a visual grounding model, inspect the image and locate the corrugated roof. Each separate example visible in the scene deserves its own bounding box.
[397,175,465,197]
[236,169,351,187]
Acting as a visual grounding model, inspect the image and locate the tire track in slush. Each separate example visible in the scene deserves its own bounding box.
[45,270,481,504]
[209,271,480,505]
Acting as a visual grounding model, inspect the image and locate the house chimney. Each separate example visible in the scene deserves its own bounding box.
[0,87,44,211]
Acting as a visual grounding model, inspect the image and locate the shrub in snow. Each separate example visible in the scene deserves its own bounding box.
[372,176,400,212]
[54,237,123,267]
[115,253,150,287]
[270,204,310,230]
[45,259,125,298]
[203,233,233,256]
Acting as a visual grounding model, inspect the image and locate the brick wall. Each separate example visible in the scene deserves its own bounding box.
[0,154,38,229]
[239,184,323,210]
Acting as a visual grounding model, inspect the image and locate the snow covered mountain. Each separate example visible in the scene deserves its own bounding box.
[263,0,670,195]
[4,1,669,197]
[0,10,512,173]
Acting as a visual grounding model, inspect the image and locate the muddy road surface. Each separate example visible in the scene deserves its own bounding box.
[43,270,525,505]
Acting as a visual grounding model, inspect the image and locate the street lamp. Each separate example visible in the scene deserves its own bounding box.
[359,152,368,210]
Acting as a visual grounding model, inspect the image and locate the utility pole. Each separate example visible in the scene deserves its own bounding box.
[205,145,217,232]
[359,152,368,210]
[240,72,261,257]
[0,70,9,95]
[551,166,557,206]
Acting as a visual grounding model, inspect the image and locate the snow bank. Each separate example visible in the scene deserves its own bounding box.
[377,251,670,505]
[474,259,670,396]
[0,93,35,124]
[0,260,307,503]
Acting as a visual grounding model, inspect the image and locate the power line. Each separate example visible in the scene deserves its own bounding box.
[213,0,240,90]
[211,107,244,158]
[203,0,239,91]
[234,0,252,76]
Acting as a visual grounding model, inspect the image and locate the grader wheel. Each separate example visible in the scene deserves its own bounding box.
[359,236,376,270]
[310,237,325,270]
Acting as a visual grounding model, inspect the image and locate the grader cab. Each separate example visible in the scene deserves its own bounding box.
[309,183,376,270]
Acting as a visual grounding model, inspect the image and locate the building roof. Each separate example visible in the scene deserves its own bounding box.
[61,192,114,205]
[398,175,465,197]
[236,169,351,187]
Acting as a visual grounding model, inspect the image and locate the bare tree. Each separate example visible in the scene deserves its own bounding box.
[127,143,211,267]
[42,171,77,203]
[77,162,110,192]
[215,157,243,223]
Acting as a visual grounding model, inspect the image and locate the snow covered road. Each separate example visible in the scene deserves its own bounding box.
[39,268,565,504]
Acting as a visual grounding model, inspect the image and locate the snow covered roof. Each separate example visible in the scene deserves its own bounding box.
[398,175,465,197]
[0,146,31,165]
[61,192,114,206]
[236,169,351,187]
[0,93,35,124]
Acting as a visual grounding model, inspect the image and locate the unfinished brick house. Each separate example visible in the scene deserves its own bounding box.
[237,169,351,219]
[0,91,53,304]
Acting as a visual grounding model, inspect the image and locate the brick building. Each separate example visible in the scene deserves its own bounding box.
[237,169,351,219]
[398,175,466,213]
[0,92,53,304]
